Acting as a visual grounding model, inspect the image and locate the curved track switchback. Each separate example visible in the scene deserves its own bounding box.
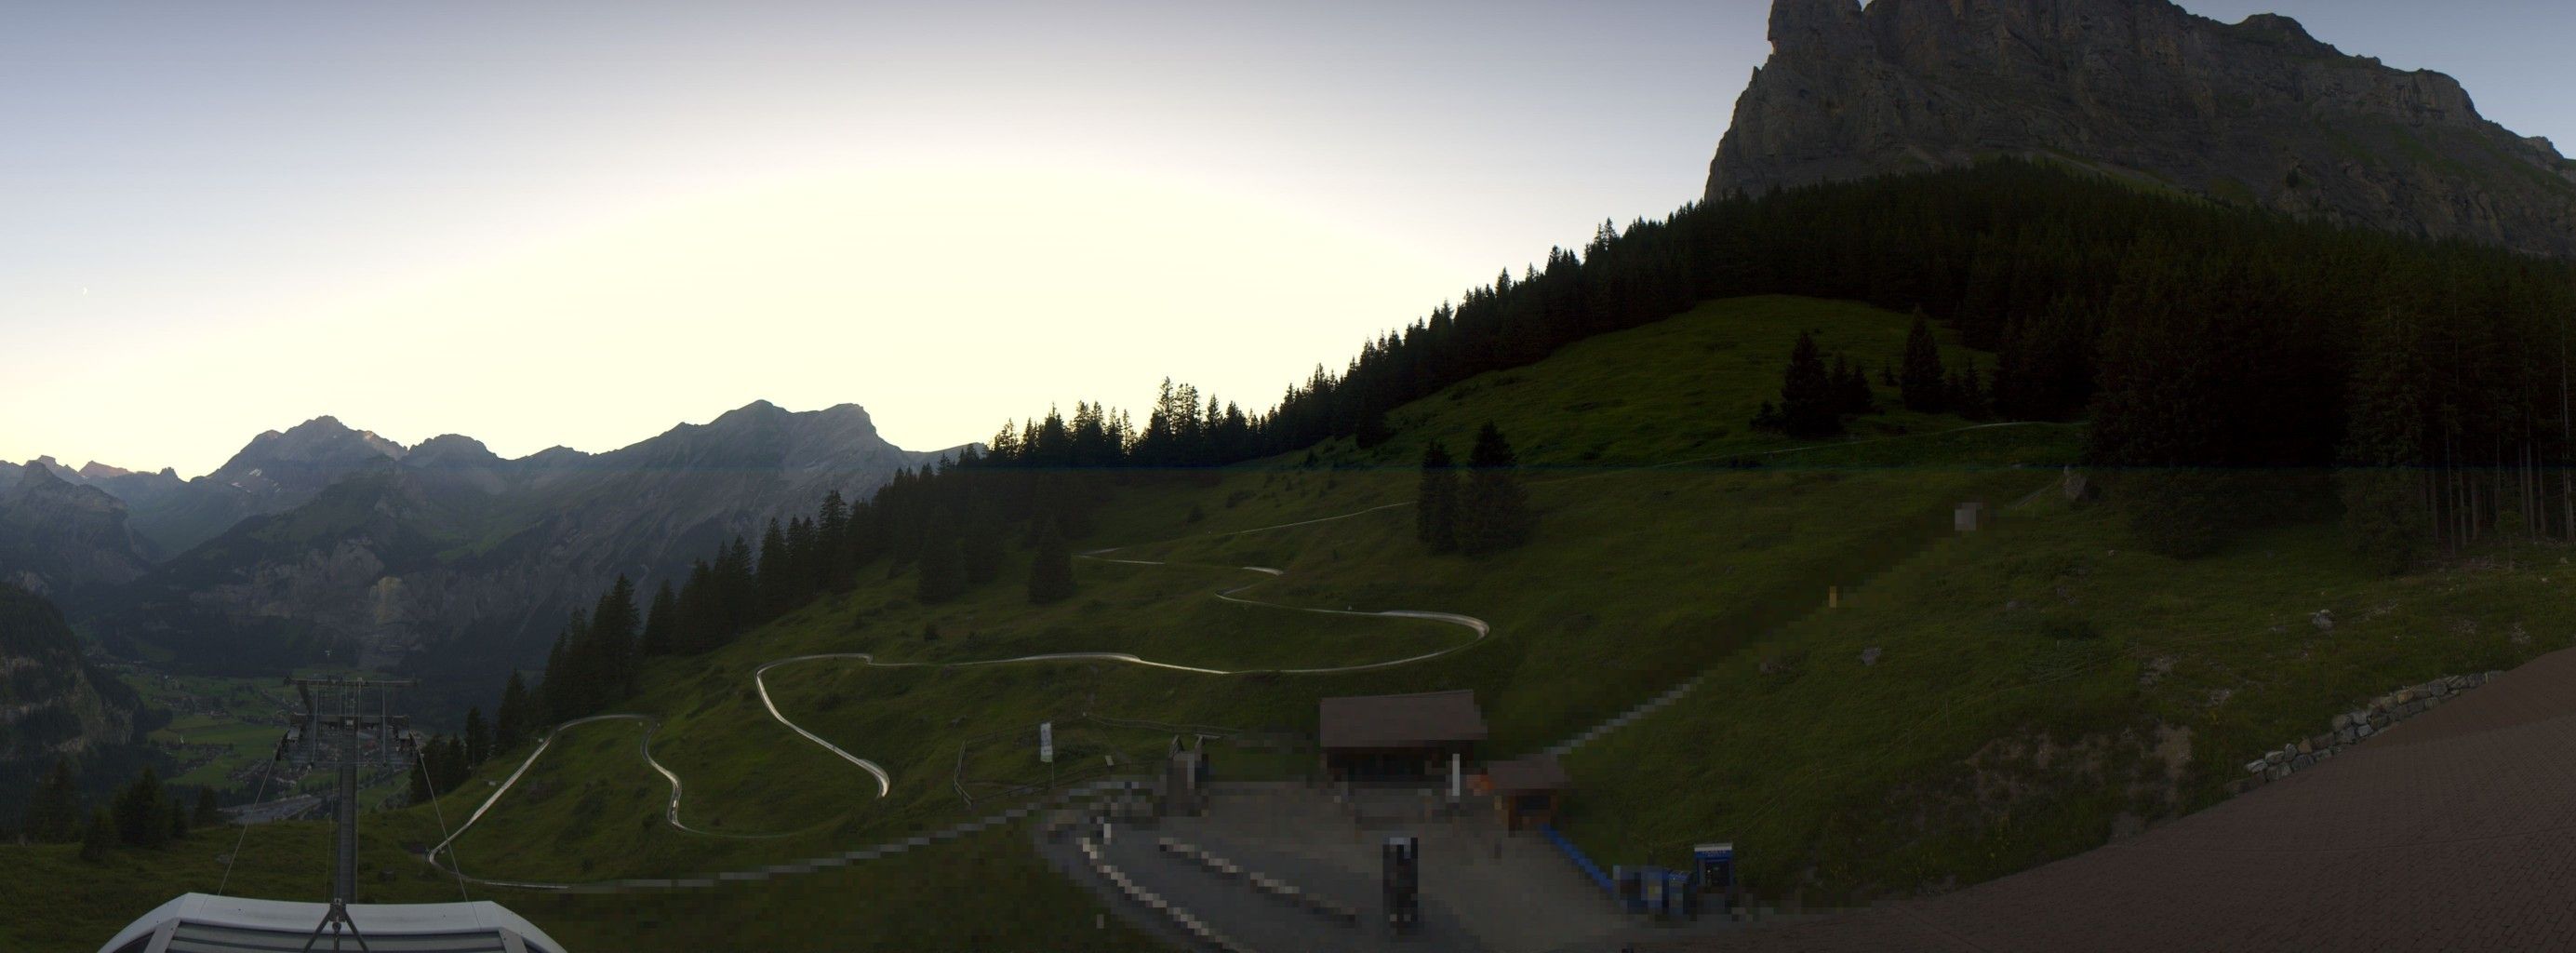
[428,496,1486,887]
[428,421,2055,888]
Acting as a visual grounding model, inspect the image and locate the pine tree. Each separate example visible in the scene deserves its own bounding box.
[785,516,818,597]
[1026,521,1075,605]
[817,490,855,592]
[961,516,1005,586]
[408,757,432,806]
[593,576,639,701]
[1776,331,1840,437]
[1831,355,1874,415]
[640,582,676,657]
[757,519,794,618]
[1943,367,1985,419]
[495,671,530,753]
[2340,308,2431,573]
[433,736,470,794]
[113,767,170,848]
[541,625,572,720]
[1900,311,1949,411]
[463,707,491,767]
[79,807,112,862]
[193,787,221,828]
[1456,423,1535,554]
[1354,410,1393,450]
[543,613,588,721]
[1416,442,1460,553]
[168,797,190,840]
[714,536,757,637]
[916,537,965,604]
[675,559,718,653]
[21,758,80,843]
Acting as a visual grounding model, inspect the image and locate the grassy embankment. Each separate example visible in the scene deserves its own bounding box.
[58,291,2547,945]
[1565,478,2576,903]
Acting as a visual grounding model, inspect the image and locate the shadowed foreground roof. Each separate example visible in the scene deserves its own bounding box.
[1319,689,1487,749]
[98,893,566,953]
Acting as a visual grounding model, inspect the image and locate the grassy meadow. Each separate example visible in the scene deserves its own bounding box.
[24,293,2571,946]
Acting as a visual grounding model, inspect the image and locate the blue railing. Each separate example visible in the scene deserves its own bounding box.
[1539,824,1617,897]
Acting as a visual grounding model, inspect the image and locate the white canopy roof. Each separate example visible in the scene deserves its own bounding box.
[98,893,565,953]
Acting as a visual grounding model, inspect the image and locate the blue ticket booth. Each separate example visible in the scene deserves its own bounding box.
[1693,842,1736,893]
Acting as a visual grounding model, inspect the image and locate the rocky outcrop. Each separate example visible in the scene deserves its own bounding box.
[1709,0,2576,259]
[0,584,140,764]
[0,463,161,599]
[2228,671,2497,794]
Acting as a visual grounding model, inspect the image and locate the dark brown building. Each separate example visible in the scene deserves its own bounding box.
[1318,690,1487,782]
[1479,753,1571,831]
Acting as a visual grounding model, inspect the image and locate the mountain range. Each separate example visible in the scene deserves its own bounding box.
[0,401,959,702]
[1711,0,2576,258]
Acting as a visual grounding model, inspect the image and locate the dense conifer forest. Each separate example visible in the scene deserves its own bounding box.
[516,160,2576,722]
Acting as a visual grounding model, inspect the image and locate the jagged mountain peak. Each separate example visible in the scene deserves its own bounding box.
[719,397,783,415]
[1712,0,2576,257]
[217,415,406,473]
[16,461,73,489]
[409,434,500,463]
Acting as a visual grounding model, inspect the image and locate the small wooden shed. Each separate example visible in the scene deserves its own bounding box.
[1481,753,1571,831]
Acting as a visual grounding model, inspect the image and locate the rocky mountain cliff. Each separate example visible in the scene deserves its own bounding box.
[90,401,957,702]
[0,463,162,600]
[1709,0,2576,258]
[0,584,141,766]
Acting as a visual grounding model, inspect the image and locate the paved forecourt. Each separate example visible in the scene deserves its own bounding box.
[1647,646,2576,952]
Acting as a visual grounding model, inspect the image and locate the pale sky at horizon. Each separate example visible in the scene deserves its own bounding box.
[5,0,2570,478]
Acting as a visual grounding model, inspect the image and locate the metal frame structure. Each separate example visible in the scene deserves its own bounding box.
[279,677,418,951]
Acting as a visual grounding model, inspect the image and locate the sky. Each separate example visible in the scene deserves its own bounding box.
[3,1,2569,478]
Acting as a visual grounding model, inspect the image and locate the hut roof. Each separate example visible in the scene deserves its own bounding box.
[1485,754,1572,793]
[1318,690,1487,749]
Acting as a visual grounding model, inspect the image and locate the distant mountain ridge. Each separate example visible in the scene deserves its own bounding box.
[0,463,162,599]
[1709,0,2576,258]
[1,402,961,702]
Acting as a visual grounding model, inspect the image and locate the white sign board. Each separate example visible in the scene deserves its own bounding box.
[1039,721,1054,763]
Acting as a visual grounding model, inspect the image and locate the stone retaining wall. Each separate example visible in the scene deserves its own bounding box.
[2228,671,2502,796]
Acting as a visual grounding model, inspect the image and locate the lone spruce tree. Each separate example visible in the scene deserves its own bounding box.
[113,767,170,848]
[1831,356,1874,415]
[1777,331,1840,437]
[21,758,81,843]
[1456,423,1534,555]
[1416,442,1460,553]
[463,707,491,767]
[193,787,221,827]
[494,670,530,753]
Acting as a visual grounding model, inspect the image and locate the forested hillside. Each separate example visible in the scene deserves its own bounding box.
[501,161,2576,722]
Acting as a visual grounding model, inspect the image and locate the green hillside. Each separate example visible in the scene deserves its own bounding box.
[419,295,2062,865]
[26,289,2571,948]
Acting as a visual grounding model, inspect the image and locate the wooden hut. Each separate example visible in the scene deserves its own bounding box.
[1318,690,1486,782]
[1481,753,1571,831]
